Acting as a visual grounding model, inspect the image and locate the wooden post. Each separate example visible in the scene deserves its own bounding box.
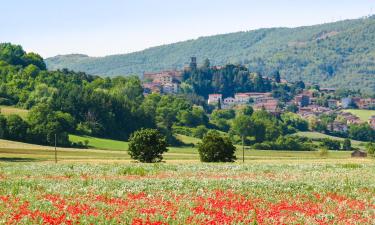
[54,133,57,163]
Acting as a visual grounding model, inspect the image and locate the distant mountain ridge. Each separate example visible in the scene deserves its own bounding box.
[46,16,375,94]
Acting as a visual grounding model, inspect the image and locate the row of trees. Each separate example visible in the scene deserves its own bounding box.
[0,104,73,146]
[128,128,236,163]
[0,43,211,146]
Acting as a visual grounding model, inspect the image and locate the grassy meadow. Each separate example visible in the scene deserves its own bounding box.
[0,105,29,119]
[0,131,374,224]
[343,109,375,121]
[0,160,374,224]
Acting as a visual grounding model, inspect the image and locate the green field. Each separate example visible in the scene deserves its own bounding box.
[0,135,357,163]
[296,131,366,149]
[0,105,29,118]
[69,134,129,151]
[343,109,375,122]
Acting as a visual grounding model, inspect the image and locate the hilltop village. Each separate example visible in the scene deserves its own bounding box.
[142,58,375,132]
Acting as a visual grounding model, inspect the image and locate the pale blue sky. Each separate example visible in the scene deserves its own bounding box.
[1,0,374,57]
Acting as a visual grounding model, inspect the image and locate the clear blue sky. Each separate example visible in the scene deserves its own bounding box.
[1,0,374,57]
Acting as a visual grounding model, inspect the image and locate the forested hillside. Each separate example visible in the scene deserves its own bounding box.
[46,16,375,94]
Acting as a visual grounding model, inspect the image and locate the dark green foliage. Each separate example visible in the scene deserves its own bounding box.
[4,115,28,141]
[320,138,341,150]
[46,17,375,94]
[193,125,209,139]
[0,44,211,145]
[232,115,253,140]
[342,138,352,150]
[252,136,314,151]
[210,109,236,132]
[0,114,6,138]
[182,65,272,98]
[177,107,208,127]
[241,106,254,116]
[128,129,168,163]
[198,131,236,162]
[286,104,299,113]
[27,104,74,146]
[281,112,309,132]
[349,124,375,142]
[366,142,375,155]
[0,43,45,69]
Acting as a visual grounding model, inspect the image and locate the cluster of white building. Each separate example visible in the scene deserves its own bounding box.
[142,70,182,94]
[208,92,279,112]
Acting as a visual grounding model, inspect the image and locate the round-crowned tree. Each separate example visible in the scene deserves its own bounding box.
[198,131,236,162]
[128,128,168,163]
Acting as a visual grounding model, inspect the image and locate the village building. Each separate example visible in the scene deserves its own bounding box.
[234,92,272,105]
[357,98,375,109]
[346,115,362,125]
[320,88,336,93]
[223,97,236,105]
[328,121,348,133]
[162,82,179,94]
[341,97,353,109]
[142,82,162,94]
[234,93,252,104]
[327,99,339,108]
[254,99,279,113]
[351,150,367,158]
[143,70,183,83]
[208,94,223,105]
[143,70,182,94]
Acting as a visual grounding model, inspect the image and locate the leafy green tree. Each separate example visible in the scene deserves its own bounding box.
[5,114,29,141]
[128,129,168,163]
[193,125,208,139]
[342,138,352,150]
[366,142,375,155]
[27,104,74,146]
[321,138,341,150]
[0,114,6,138]
[241,106,254,116]
[198,131,236,162]
[232,115,253,162]
[281,112,308,132]
[349,124,375,142]
[286,104,298,113]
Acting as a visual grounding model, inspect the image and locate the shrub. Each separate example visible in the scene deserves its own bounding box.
[252,136,315,151]
[342,138,352,150]
[198,131,236,162]
[0,114,6,138]
[366,142,375,156]
[193,125,208,139]
[319,148,329,157]
[128,129,168,163]
[5,114,29,141]
[320,138,341,150]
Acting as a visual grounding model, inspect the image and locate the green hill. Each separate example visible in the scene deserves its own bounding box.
[46,16,375,94]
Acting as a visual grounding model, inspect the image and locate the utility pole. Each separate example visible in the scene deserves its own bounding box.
[54,133,57,163]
